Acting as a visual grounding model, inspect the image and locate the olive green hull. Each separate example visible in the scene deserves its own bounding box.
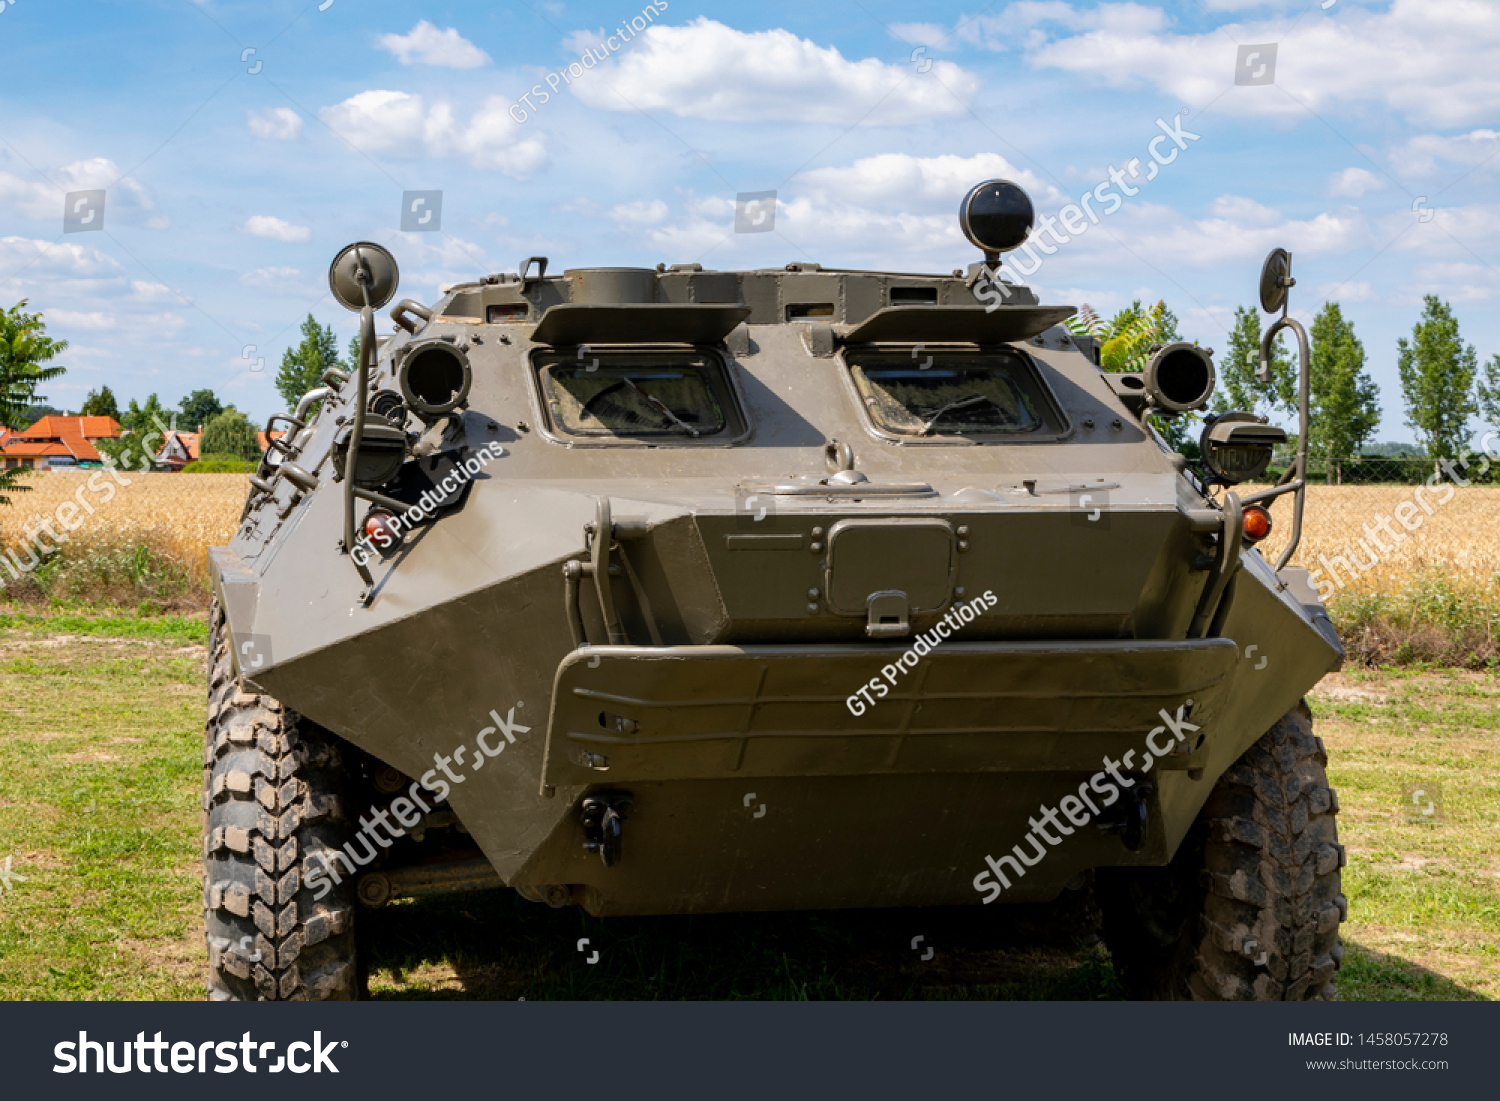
[212,489,1339,915]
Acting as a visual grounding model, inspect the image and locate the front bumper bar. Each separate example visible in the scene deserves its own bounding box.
[542,638,1238,789]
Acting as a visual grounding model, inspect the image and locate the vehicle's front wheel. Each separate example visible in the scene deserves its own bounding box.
[1097,702,1346,1000]
[203,600,361,1000]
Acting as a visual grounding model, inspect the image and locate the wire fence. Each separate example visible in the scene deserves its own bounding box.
[1265,455,1500,486]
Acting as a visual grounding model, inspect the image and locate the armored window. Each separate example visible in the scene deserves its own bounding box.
[533,350,745,442]
[845,349,1066,439]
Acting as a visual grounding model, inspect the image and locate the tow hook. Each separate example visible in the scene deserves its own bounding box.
[581,790,634,867]
[1097,782,1154,852]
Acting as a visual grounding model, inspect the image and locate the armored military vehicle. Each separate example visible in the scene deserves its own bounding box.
[205,181,1345,1001]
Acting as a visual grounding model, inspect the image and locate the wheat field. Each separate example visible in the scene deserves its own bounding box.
[1246,484,1500,593]
[0,471,247,584]
[2,472,1496,595]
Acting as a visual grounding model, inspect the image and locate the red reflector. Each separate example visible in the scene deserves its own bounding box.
[1242,506,1273,543]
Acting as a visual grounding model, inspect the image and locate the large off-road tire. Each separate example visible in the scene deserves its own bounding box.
[1098,702,1346,1000]
[203,599,361,1000]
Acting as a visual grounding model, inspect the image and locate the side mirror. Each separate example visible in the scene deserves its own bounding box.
[329,242,400,312]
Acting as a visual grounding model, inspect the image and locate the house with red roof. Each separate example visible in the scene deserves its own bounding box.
[0,415,122,470]
[155,430,201,472]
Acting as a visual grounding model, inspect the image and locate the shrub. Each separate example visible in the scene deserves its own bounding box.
[182,453,253,473]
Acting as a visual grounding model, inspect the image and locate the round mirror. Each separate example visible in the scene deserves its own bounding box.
[959,180,1034,254]
[329,242,400,312]
[1259,248,1292,314]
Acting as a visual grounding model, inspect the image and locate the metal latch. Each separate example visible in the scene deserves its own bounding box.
[866,591,910,638]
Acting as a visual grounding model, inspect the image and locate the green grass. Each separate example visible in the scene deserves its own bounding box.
[0,608,1494,1000]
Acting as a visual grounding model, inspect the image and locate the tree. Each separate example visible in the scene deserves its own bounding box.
[276,315,342,412]
[1308,303,1380,482]
[1476,353,1500,429]
[1397,296,1478,460]
[347,334,363,374]
[200,407,261,461]
[178,388,223,431]
[18,403,62,424]
[97,393,171,469]
[80,385,121,420]
[0,300,68,504]
[1214,305,1294,419]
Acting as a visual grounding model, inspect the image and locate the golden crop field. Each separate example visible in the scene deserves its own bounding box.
[2,473,1496,596]
[1248,484,1500,593]
[0,471,247,582]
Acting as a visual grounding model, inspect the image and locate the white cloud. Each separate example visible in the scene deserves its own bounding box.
[41,309,189,337]
[393,232,493,295]
[377,22,491,69]
[240,266,314,295]
[627,154,1065,266]
[243,215,311,243]
[887,23,952,49]
[797,152,1063,210]
[247,107,303,141]
[1317,280,1375,303]
[128,281,177,302]
[318,91,548,177]
[569,18,982,124]
[1329,167,1386,198]
[911,3,1164,52]
[1394,129,1500,177]
[0,236,122,278]
[0,158,158,225]
[610,199,669,225]
[1023,0,1500,128]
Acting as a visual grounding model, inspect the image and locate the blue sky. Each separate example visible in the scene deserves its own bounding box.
[2,0,1496,439]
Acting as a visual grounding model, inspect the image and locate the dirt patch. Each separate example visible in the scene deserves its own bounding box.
[58,749,120,764]
[1312,682,1393,705]
[118,934,203,990]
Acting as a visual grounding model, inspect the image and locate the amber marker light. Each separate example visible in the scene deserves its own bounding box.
[1242,505,1273,544]
[364,510,401,551]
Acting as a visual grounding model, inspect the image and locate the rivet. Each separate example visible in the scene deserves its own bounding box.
[956,525,969,536]
[958,540,968,551]
[807,588,820,599]
[811,526,824,536]
[810,542,823,552]
[1111,418,1123,430]
[806,603,819,612]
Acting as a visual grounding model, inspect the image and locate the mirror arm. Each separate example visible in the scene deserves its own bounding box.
[343,300,376,589]
[1260,315,1310,571]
